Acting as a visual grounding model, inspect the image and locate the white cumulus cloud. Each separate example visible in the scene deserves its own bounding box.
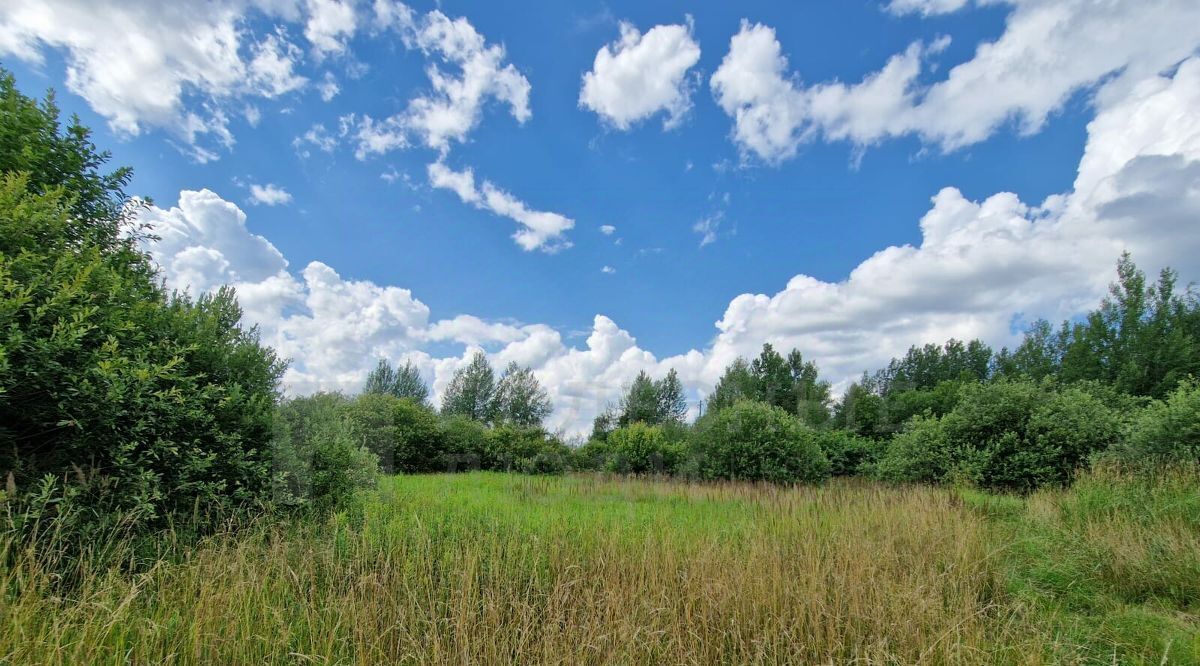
[579,18,701,130]
[428,161,574,253]
[142,53,1200,436]
[711,0,1200,162]
[248,183,294,206]
[348,2,531,156]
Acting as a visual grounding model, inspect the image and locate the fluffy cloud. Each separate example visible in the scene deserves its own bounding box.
[0,0,363,160]
[696,57,1200,396]
[347,2,531,156]
[304,0,356,57]
[599,224,616,235]
[133,10,1200,438]
[579,18,701,130]
[711,0,1200,162]
[248,183,293,206]
[427,161,575,253]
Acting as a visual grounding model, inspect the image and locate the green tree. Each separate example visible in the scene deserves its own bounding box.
[492,362,552,427]
[606,423,682,474]
[691,400,830,484]
[590,407,618,442]
[708,357,755,413]
[1058,254,1200,398]
[392,398,444,472]
[787,349,831,427]
[994,319,1063,380]
[440,351,496,422]
[749,343,794,412]
[618,368,689,426]
[833,380,887,438]
[343,393,400,471]
[362,358,428,404]
[0,70,285,531]
[655,368,688,425]
[618,371,661,426]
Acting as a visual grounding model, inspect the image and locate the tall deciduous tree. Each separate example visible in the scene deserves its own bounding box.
[618,371,660,426]
[440,351,496,422]
[618,368,689,426]
[708,357,755,413]
[710,345,831,427]
[656,368,688,425]
[492,362,552,427]
[363,358,429,404]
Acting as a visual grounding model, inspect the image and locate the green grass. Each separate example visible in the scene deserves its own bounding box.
[2,471,1197,664]
[990,466,1200,664]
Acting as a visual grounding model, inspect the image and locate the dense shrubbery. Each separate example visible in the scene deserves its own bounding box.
[1104,379,1200,468]
[813,429,882,477]
[0,72,284,538]
[605,423,685,474]
[273,393,376,510]
[690,401,830,484]
[874,380,1122,491]
[273,389,571,505]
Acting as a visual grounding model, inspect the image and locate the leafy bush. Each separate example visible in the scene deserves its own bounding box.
[0,71,285,537]
[874,416,951,484]
[438,415,490,472]
[814,430,883,476]
[883,380,967,428]
[605,422,684,474]
[1105,379,1200,468]
[485,424,568,474]
[343,393,400,471]
[691,401,830,484]
[875,380,1121,491]
[308,429,379,513]
[390,398,443,472]
[569,438,613,471]
[273,394,379,510]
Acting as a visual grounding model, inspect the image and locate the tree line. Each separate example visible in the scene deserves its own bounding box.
[2,66,1198,555]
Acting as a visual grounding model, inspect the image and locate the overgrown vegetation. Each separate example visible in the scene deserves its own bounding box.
[2,472,1196,664]
[0,71,283,546]
[2,66,1199,663]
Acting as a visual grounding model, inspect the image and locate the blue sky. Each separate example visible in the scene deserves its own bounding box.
[3,0,1199,433]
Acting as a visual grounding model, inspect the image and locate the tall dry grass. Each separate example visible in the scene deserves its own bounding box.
[1,474,1050,664]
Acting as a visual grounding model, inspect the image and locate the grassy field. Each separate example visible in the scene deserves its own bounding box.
[2,471,1198,664]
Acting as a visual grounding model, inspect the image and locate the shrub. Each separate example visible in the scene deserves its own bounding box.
[874,415,951,484]
[569,438,612,471]
[884,379,967,427]
[485,424,568,474]
[691,401,830,484]
[308,429,379,513]
[390,398,443,472]
[438,415,490,472]
[814,430,882,476]
[946,381,1120,491]
[274,394,379,510]
[876,381,1122,491]
[343,393,400,471]
[605,422,684,474]
[0,71,284,537]
[1106,379,1200,467]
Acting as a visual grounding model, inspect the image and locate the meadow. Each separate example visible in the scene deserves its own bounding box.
[3,470,1197,665]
